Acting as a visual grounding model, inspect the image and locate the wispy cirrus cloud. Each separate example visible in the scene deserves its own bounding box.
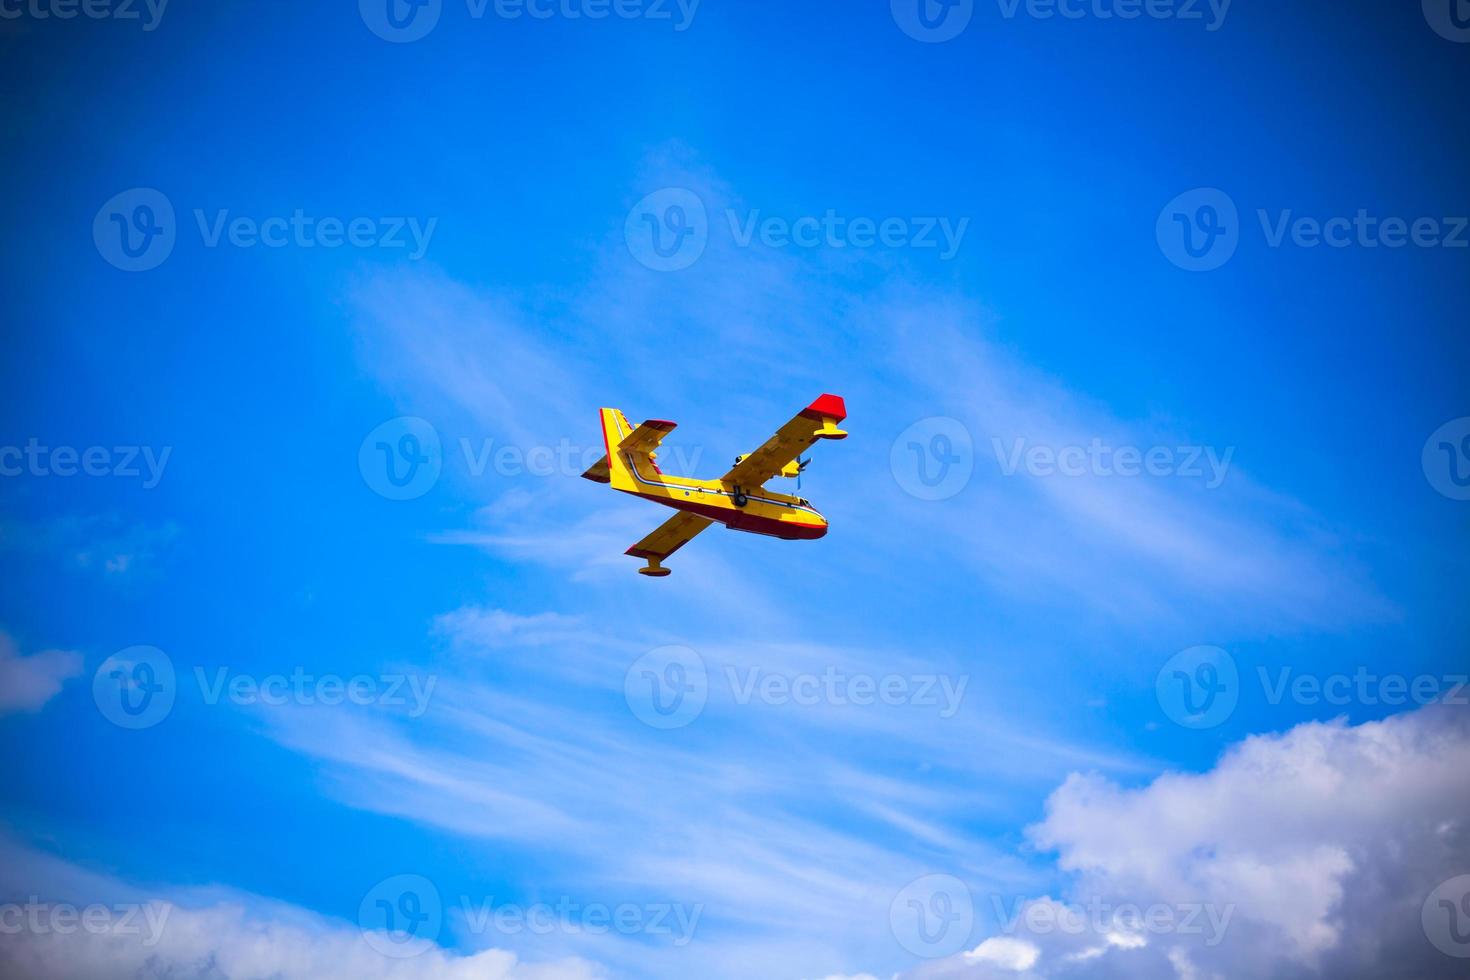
[345,147,1394,635]
[433,607,591,649]
[250,598,1152,979]
[872,306,1398,633]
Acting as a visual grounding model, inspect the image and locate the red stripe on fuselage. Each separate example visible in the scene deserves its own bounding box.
[640,495,827,540]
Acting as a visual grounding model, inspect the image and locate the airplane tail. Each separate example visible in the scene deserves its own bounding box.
[582,408,635,493]
[584,408,673,494]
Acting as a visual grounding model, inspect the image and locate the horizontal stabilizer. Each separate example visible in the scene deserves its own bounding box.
[581,455,611,483]
[618,418,678,456]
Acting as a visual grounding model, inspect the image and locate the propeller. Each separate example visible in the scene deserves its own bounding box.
[796,455,810,490]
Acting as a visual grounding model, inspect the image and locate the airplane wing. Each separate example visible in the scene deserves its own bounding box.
[626,510,715,575]
[720,394,848,488]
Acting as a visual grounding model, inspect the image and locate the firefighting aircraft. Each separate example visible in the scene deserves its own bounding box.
[582,394,848,576]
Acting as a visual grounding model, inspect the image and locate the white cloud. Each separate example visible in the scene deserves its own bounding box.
[902,703,1470,979]
[0,840,602,980]
[0,903,604,980]
[965,937,1040,971]
[0,629,81,714]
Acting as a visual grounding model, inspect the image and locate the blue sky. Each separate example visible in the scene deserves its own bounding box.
[1,3,1468,979]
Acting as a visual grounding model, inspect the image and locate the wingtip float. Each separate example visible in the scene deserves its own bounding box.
[582,395,848,576]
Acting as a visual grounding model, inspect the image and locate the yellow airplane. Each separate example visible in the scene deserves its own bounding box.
[582,394,848,576]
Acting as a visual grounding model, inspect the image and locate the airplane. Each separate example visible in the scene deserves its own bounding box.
[582,394,848,576]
